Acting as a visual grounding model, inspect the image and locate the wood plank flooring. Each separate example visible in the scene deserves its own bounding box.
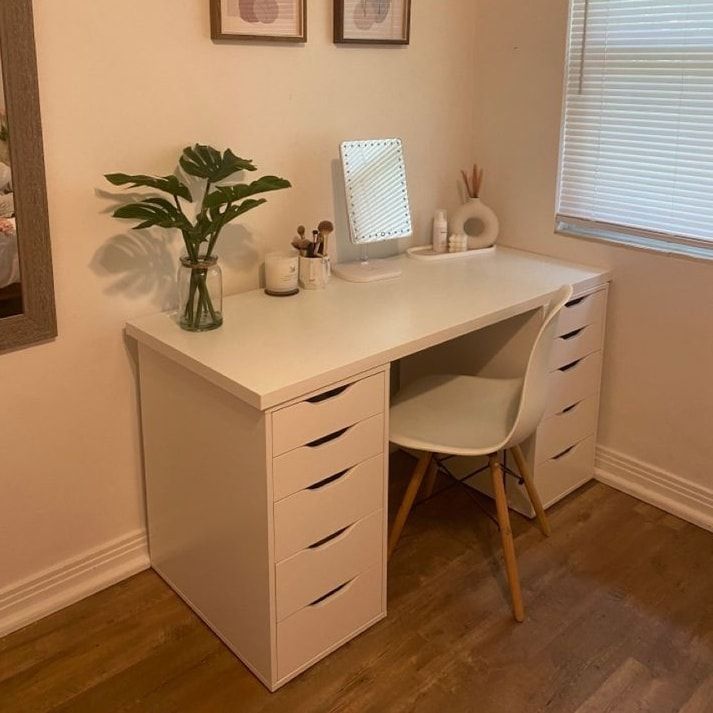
[2,452,713,712]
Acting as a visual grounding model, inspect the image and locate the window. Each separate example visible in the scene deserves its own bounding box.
[557,0,713,258]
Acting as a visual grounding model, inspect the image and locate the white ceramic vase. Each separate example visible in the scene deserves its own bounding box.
[450,197,499,250]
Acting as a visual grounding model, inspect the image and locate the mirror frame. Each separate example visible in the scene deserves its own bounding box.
[0,0,56,352]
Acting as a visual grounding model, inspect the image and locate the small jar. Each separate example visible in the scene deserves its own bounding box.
[448,234,468,253]
[177,255,223,332]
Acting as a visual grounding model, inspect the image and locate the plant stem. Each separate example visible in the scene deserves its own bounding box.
[184,269,199,321]
[205,201,232,258]
[199,278,218,322]
[183,267,219,330]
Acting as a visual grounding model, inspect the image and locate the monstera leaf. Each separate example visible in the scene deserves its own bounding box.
[180,144,257,183]
[112,197,192,231]
[105,173,193,202]
[204,176,291,209]
[106,145,291,266]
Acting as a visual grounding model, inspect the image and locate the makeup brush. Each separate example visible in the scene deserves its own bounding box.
[318,220,334,257]
[291,225,311,255]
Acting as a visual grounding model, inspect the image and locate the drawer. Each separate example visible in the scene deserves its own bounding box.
[556,289,607,336]
[550,321,604,371]
[534,435,596,506]
[534,394,599,464]
[545,350,602,418]
[273,414,384,501]
[272,373,385,456]
[277,564,383,681]
[275,510,383,621]
[274,455,384,561]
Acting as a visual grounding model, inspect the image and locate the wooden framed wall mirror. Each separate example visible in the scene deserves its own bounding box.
[0,0,56,351]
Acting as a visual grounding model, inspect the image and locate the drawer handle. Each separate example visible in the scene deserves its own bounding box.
[566,295,587,307]
[552,444,576,460]
[309,577,356,608]
[306,427,350,448]
[306,384,350,404]
[559,401,581,415]
[559,327,585,341]
[307,468,350,491]
[558,358,583,373]
[308,523,354,550]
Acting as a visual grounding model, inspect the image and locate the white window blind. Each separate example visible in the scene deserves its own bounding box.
[557,0,713,256]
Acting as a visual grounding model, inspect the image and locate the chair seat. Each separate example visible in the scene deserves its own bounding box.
[390,374,523,456]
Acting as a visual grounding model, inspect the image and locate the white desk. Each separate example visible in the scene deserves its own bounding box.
[127,247,611,691]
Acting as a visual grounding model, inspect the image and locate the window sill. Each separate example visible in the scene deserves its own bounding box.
[556,221,713,265]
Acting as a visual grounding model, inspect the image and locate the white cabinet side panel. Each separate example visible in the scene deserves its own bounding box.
[138,344,273,683]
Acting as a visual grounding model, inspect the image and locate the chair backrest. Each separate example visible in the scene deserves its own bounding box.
[501,285,574,450]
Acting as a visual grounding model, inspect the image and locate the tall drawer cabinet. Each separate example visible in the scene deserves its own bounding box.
[398,282,610,518]
[138,346,390,691]
[513,285,609,515]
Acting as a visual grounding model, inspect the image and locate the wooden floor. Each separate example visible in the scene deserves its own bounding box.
[3,452,713,713]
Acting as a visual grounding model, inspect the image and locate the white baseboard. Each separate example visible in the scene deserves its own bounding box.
[0,529,150,638]
[595,445,713,533]
[2,447,710,639]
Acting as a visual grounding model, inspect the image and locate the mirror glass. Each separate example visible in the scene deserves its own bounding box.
[0,52,22,318]
[340,138,412,245]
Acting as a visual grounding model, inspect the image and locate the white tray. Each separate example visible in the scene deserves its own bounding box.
[406,245,496,261]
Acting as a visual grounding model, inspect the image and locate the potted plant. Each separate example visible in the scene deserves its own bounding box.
[106,144,290,331]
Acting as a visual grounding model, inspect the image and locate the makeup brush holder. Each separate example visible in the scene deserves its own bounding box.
[299,255,331,290]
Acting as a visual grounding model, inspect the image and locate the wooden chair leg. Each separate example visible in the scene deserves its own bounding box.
[489,453,525,623]
[388,451,433,559]
[510,444,551,537]
[421,457,439,499]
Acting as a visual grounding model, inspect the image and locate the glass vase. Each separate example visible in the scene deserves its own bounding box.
[177,255,223,332]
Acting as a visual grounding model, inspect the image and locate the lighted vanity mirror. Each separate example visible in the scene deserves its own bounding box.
[336,138,412,282]
[0,0,57,351]
[340,138,412,245]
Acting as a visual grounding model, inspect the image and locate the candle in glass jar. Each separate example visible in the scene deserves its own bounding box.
[265,251,299,296]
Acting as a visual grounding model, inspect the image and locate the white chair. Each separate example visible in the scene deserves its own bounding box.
[388,285,573,622]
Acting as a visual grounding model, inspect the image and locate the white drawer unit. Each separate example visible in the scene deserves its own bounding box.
[532,435,597,507]
[532,394,600,465]
[276,564,383,681]
[513,285,608,516]
[273,414,385,501]
[272,373,385,456]
[138,352,389,692]
[275,510,383,622]
[274,455,384,561]
[549,320,604,371]
[556,289,607,336]
[545,350,603,418]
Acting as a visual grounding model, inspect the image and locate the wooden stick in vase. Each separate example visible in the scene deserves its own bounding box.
[461,170,473,199]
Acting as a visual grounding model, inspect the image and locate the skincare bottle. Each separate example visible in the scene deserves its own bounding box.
[432,209,448,253]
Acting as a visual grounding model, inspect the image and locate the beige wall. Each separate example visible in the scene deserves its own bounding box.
[474,0,713,489]
[0,0,477,587]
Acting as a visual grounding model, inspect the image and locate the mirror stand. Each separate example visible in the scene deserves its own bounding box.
[332,244,402,283]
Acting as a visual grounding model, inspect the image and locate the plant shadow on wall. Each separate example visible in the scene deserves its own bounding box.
[91,200,179,312]
[95,145,290,330]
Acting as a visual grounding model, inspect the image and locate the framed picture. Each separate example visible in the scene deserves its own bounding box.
[334,0,411,45]
[210,0,307,42]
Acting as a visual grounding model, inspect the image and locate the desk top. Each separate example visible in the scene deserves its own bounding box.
[126,247,611,411]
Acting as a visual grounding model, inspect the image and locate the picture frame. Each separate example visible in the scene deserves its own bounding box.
[210,0,307,42]
[334,0,411,45]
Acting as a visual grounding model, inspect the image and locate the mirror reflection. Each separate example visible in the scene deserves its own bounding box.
[0,53,22,318]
